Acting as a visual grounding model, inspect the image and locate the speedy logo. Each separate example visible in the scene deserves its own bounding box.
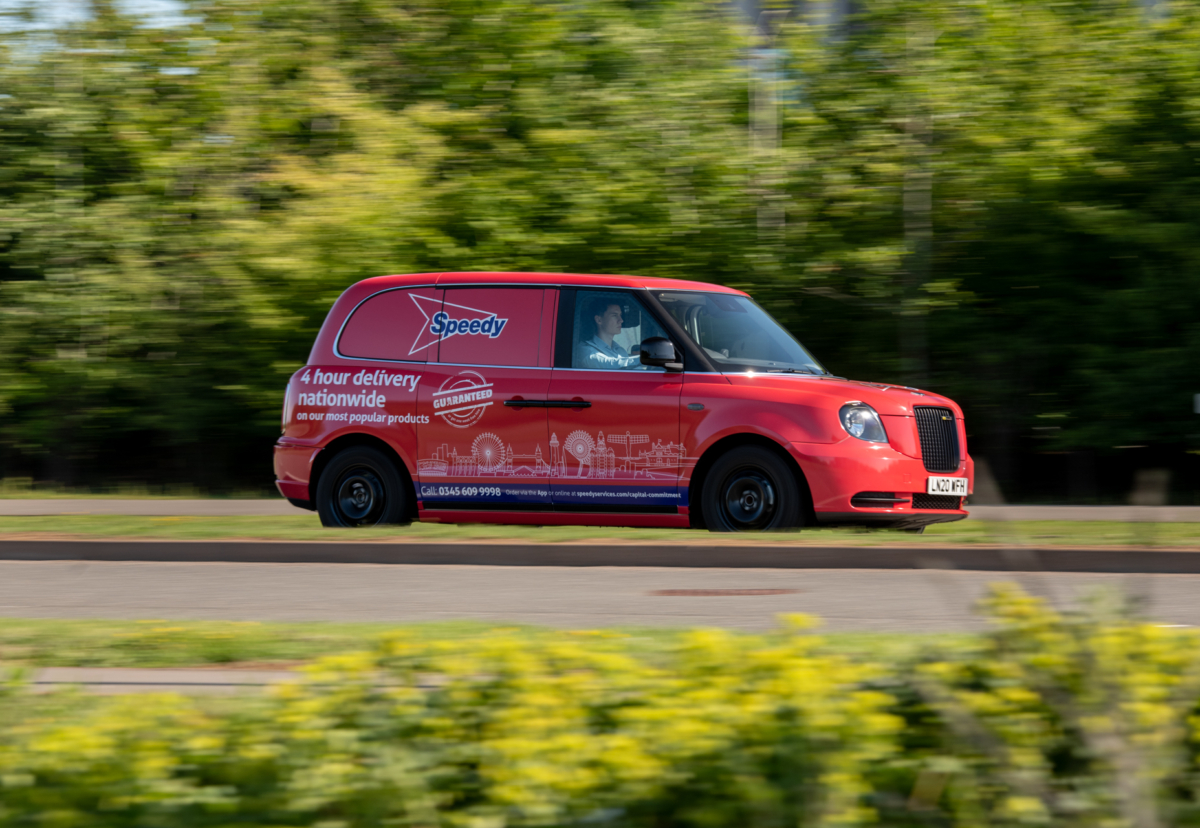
[430,312,507,339]
[432,370,493,428]
[409,295,509,356]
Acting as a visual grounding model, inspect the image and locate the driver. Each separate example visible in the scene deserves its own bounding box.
[576,298,642,370]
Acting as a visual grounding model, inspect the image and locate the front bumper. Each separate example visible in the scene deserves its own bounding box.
[787,440,972,529]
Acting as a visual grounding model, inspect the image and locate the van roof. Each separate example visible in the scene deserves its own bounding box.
[355,272,748,295]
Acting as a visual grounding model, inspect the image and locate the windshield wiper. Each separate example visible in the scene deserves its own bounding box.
[766,367,818,375]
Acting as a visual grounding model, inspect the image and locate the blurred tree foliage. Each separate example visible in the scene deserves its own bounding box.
[0,0,1198,496]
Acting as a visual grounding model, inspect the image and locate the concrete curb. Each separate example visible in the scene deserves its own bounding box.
[1,539,1198,573]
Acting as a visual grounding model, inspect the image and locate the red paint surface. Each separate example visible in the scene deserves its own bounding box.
[434,287,544,367]
[277,272,974,526]
[417,363,552,508]
[338,286,442,362]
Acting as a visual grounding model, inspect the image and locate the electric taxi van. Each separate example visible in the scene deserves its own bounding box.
[274,272,974,531]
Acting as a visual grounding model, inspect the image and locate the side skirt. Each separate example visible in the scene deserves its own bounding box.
[417,509,690,529]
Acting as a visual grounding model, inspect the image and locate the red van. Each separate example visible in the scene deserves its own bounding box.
[274,273,973,531]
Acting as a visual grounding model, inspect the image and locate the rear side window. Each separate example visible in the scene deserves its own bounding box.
[433,287,545,367]
[338,287,443,362]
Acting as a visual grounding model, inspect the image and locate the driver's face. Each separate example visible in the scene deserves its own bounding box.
[595,304,623,337]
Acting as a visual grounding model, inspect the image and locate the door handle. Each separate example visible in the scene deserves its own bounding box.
[504,399,591,408]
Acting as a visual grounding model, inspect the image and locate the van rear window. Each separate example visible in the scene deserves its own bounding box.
[338,287,442,362]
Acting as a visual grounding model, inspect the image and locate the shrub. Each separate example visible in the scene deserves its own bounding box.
[1,587,1198,827]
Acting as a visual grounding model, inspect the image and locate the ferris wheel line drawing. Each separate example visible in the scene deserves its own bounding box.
[470,432,507,471]
[562,430,596,476]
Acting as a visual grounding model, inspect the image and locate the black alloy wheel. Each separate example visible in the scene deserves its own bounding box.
[336,469,385,524]
[316,446,411,527]
[724,471,776,528]
[701,446,802,532]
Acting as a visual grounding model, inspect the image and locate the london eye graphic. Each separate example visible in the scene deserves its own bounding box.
[563,430,596,477]
[471,432,507,472]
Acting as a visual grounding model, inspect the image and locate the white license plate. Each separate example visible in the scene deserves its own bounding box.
[926,476,968,496]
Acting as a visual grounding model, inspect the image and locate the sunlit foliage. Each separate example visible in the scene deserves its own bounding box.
[2,588,1200,826]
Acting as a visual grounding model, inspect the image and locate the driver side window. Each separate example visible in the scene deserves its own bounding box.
[567,290,671,371]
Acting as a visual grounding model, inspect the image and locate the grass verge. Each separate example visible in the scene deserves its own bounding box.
[0,616,974,668]
[0,514,1196,546]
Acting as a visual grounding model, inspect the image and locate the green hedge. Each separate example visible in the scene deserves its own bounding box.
[2,587,1199,827]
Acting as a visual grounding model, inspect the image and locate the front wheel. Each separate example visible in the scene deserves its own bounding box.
[316,446,411,527]
[701,446,802,532]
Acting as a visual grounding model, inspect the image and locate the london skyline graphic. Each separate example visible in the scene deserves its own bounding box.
[417,429,694,479]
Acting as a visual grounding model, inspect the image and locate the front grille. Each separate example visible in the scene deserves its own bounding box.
[914,406,960,473]
[912,493,961,510]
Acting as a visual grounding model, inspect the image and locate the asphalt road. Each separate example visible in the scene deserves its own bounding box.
[1,560,1193,632]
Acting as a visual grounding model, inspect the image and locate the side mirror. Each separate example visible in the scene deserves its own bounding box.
[640,337,683,372]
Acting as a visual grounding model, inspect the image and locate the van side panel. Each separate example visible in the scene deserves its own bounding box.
[280,362,427,483]
[414,287,551,509]
[279,286,443,492]
[680,374,839,474]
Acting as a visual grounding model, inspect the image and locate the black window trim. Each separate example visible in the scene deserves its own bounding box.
[553,288,577,370]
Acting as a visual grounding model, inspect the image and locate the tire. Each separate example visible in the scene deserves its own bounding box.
[701,446,803,532]
[316,446,411,528]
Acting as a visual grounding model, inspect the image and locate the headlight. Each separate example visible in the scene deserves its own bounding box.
[839,402,887,443]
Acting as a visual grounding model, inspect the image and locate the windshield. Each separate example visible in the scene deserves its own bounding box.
[654,291,826,375]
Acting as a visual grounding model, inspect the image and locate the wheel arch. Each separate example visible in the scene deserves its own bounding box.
[310,432,417,512]
[687,433,815,529]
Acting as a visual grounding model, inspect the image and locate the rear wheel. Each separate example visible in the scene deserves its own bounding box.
[701,446,802,532]
[316,447,411,527]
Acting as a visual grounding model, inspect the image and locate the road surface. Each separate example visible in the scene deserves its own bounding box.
[0,560,1192,632]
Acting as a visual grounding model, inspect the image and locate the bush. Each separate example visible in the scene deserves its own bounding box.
[1,587,1199,827]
